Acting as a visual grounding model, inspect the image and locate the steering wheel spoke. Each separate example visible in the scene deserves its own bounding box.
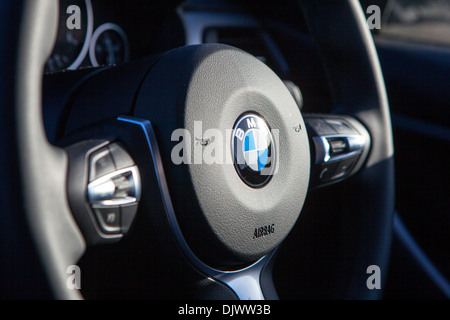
[303,114,371,189]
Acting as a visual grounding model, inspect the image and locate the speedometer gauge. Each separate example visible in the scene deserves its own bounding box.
[45,0,93,73]
[89,23,130,67]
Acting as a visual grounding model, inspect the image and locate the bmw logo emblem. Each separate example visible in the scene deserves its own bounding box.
[232,113,276,188]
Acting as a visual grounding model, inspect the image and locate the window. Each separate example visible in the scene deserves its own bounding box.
[379,0,450,45]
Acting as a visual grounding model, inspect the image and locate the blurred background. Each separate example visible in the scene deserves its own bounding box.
[361,0,450,299]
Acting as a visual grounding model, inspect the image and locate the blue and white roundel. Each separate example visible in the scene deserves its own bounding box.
[232,113,276,188]
[243,129,269,172]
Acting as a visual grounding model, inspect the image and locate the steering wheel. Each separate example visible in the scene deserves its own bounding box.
[0,0,394,299]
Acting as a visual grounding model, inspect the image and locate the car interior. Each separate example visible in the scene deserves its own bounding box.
[0,0,449,300]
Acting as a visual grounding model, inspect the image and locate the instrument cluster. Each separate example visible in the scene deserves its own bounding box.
[45,0,181,73]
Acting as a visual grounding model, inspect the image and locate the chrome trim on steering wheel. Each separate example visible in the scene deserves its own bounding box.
[118,115,274,300]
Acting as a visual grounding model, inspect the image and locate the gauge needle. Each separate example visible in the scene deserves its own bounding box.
[66,32,80,46]
[104,35,115,64]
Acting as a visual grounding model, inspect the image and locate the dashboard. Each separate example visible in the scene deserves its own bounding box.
[45,0,331,115]
[46,0,292,79]
[45,0,183,73]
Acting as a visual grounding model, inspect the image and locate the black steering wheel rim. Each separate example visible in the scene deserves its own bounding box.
[0,0,84,299]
